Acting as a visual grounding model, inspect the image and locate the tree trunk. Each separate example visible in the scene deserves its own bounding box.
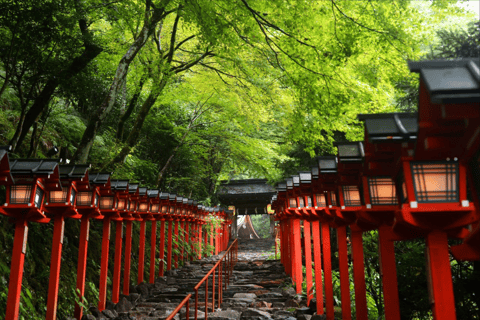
[116,72,149,141]
[11,42,102,152]
[73,4,171,163]
[107,79,167,167]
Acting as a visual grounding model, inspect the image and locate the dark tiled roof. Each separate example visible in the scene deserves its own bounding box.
[138,187,148,196]
[318,156,338,173]
[358,113,418,142]
[89,173,111,184]
[408,58,480,104]
[59,165,90,180]
[159,192,169,200]
[110,180,129,191]
[10,159,59,175]
[147,190,159,198]
[335,142,364,162]
[128,183,139,193]
[276,183,287,192]
[299,171,312,184]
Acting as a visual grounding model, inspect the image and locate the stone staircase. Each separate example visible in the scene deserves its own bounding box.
[76,239,327,320]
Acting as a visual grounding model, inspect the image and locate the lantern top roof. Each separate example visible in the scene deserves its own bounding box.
[159,192,169,199]
[317,156,337,173]
[335,142,364,162]
[110,179,129,191]
[10,159,60,176]
[128,183,139,193]
[138,187,148,196]
[286,178,293,190]
[169,194,176,201]
[408,58,480,104]
[89,172,111,185]
[208,207,214,212]
[183,198,189,204]
[292,175,300,187]
[299,171,312,184]
[271,194,277,202]
[193,200,198,206]
[197,204,203,210]
[358,113,418,142]
[188,199,193,205]
[276,183,287,192]
[311,166,319,179]
[214,207,220,213]
[59,164,90,180]
[176,196,183,203]
[147,189,159,198]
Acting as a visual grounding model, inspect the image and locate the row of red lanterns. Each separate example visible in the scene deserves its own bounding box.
[0,153,233,320]
[271,58,480,320]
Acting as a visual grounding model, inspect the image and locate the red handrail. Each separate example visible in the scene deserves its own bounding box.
[165,239,238,320]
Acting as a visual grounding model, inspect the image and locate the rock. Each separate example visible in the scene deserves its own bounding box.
[106,300,116,311]
[128,293,141,304]
[165,270,178,276]
[250,301,272,308]
[102,309,117,319]
[129,284,138,294]
[297,315,312,320]
[115,297,133,313]
[136,283,150,298]
[180,309,205,320]
[81,315,96,320]
[89,306,101,317]
[208,310,242,320]
[240,308,272,320]
[285,299,300,308]
[282,287,296,298]
[233,293,257,299]
[310,314,326,320]
[295,307,311,316]
[113,314,130,320]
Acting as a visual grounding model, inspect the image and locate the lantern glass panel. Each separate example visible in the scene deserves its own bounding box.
[100,196,114,209]
[368,177,398,205]
[330,193,337,206]
[77,192,92,206]
[289,198,297,208]
[129,201,136,211]
[117,199,125,210]
[70,188,76,204]
[151,203,159,212]
[34,187,44,208]
[169,206,175,214]
[316,194,326,207]
[182,208,186,215]
[139,203,148,212]
[10,185,33,204]
[342,186,361,206]
[306,196,312,207]
[50,186,68,203]
[298,197,305,208]
[176,207,181,214]
[402,181,408,203]
[411,162,458,202]
[161,205,168,213]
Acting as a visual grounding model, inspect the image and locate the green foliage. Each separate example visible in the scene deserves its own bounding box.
[250,215,272,239]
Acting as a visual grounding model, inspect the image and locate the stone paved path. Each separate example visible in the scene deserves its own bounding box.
[78,238,326,320]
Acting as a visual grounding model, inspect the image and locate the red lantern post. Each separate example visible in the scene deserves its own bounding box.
[140,189,158,284]
[2,159,61,320]
[156,192,170,278]
[166,194,176,270]
[44,164,91,320]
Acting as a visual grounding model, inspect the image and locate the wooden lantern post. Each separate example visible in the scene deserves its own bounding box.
[105,180,130,304]
[44,164,91,320]
[298,172,315,306]
[389,59,480,320]
[140,189,158,284]
[285,176,304,294]
[2,159,61,320]
[95,178,124,309]
[334,142,367,320]
[73,171,104,320]
[133,187,150,286]
[123,183,139,296]
[173,196,183,268]
[166,194,176,271]
[310,156,341,320]
[356,112,419,320]
[156,192,170,278]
